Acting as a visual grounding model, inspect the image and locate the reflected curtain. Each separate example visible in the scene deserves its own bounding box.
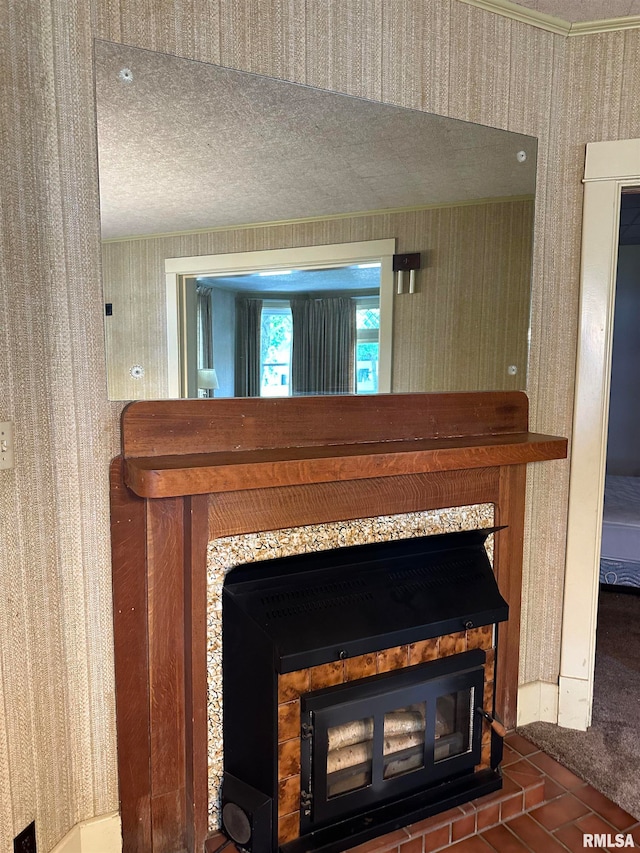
[196,285,213,370]
[291,296,355,395]
[235,296,263,397]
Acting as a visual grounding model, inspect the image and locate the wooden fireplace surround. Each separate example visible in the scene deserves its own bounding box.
[110,391,567,853]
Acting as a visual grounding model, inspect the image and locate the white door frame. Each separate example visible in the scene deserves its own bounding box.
[559,140,640,730]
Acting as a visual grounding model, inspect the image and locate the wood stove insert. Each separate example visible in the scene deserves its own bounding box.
[221,529,508,853]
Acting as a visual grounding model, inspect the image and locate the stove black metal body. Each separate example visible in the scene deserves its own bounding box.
[221,528,508,853]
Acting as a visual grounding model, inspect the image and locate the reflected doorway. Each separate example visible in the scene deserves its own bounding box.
[166,239,395,399]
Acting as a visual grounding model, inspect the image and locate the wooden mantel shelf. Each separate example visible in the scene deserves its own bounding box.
[124,431,566,498]
[120,393,567,498]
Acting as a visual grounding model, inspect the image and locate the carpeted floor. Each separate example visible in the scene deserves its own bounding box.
[518,588,640,820]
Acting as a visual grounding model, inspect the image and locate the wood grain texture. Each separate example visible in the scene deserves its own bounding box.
[110,458,153,853]
[208,469,501,538]
[124,432,567,498]
[146,498,187,845]
[184,495,211,853]
[144,497,190,852]
[150,788,187,853]
[111,477,205,852]
[121,392,529,457]
[494,464,527,730]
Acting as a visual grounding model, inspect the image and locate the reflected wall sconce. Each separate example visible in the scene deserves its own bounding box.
[197,368,219,397]
[393,252,421,295]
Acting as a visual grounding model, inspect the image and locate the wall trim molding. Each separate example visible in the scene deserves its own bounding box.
[557,676,591,731]
[570,15,640,35]
[517,680,559,726]
[458,0,640,37]
[101,195,535,245]
[458,0,569,35]
[50,812,122,853]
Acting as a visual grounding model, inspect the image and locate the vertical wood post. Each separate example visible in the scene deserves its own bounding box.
[110,458,153,853]
[146,497,187,852]
[494,464,527,730]
[184,494,211,851]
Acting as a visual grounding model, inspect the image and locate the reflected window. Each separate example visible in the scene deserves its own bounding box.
[260,301,292,397]
[355,297,380,394]
[223,264,382,397]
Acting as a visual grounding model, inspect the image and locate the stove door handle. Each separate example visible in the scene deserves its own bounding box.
[476,707,506,739]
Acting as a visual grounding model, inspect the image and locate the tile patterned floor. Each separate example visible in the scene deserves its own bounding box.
[406,732,640,853]
[209,733,640,853]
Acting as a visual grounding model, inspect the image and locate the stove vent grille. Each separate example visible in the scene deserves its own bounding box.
[223,528,507,673]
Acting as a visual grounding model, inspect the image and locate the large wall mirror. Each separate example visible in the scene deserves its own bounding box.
[95,40,537,401]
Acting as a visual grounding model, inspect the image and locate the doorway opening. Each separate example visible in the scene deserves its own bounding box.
[523,180,640,816]
[560,141,640,734]
[600,190,640,591]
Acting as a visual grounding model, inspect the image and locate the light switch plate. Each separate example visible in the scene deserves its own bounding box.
[0,422,14,469]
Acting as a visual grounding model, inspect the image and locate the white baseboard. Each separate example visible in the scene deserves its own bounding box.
[50,812,121,853]
[557,675,591,731]
[517,680,559,727]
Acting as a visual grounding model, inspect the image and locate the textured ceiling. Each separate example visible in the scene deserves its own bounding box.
[95,41,537,240]
[512,0,640,23]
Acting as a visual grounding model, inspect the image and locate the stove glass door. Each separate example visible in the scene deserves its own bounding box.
[300,649,486,830]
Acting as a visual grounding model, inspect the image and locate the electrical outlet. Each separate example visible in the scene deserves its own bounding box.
[0,421,14,470]
[14,821,36,853]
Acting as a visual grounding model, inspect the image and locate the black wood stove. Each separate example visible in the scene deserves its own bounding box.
[221,529,508,853]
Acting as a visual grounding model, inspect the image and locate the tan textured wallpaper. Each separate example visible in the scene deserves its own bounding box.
[102,198,533,400]
[2,1,640,850]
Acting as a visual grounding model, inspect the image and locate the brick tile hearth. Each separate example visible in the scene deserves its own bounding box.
[207,734,640,853]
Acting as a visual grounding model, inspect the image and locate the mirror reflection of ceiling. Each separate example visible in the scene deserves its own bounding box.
[95,41,537,241]
[197,265,380,295]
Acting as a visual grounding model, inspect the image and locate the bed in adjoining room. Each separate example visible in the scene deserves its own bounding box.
[600,475,640,588]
